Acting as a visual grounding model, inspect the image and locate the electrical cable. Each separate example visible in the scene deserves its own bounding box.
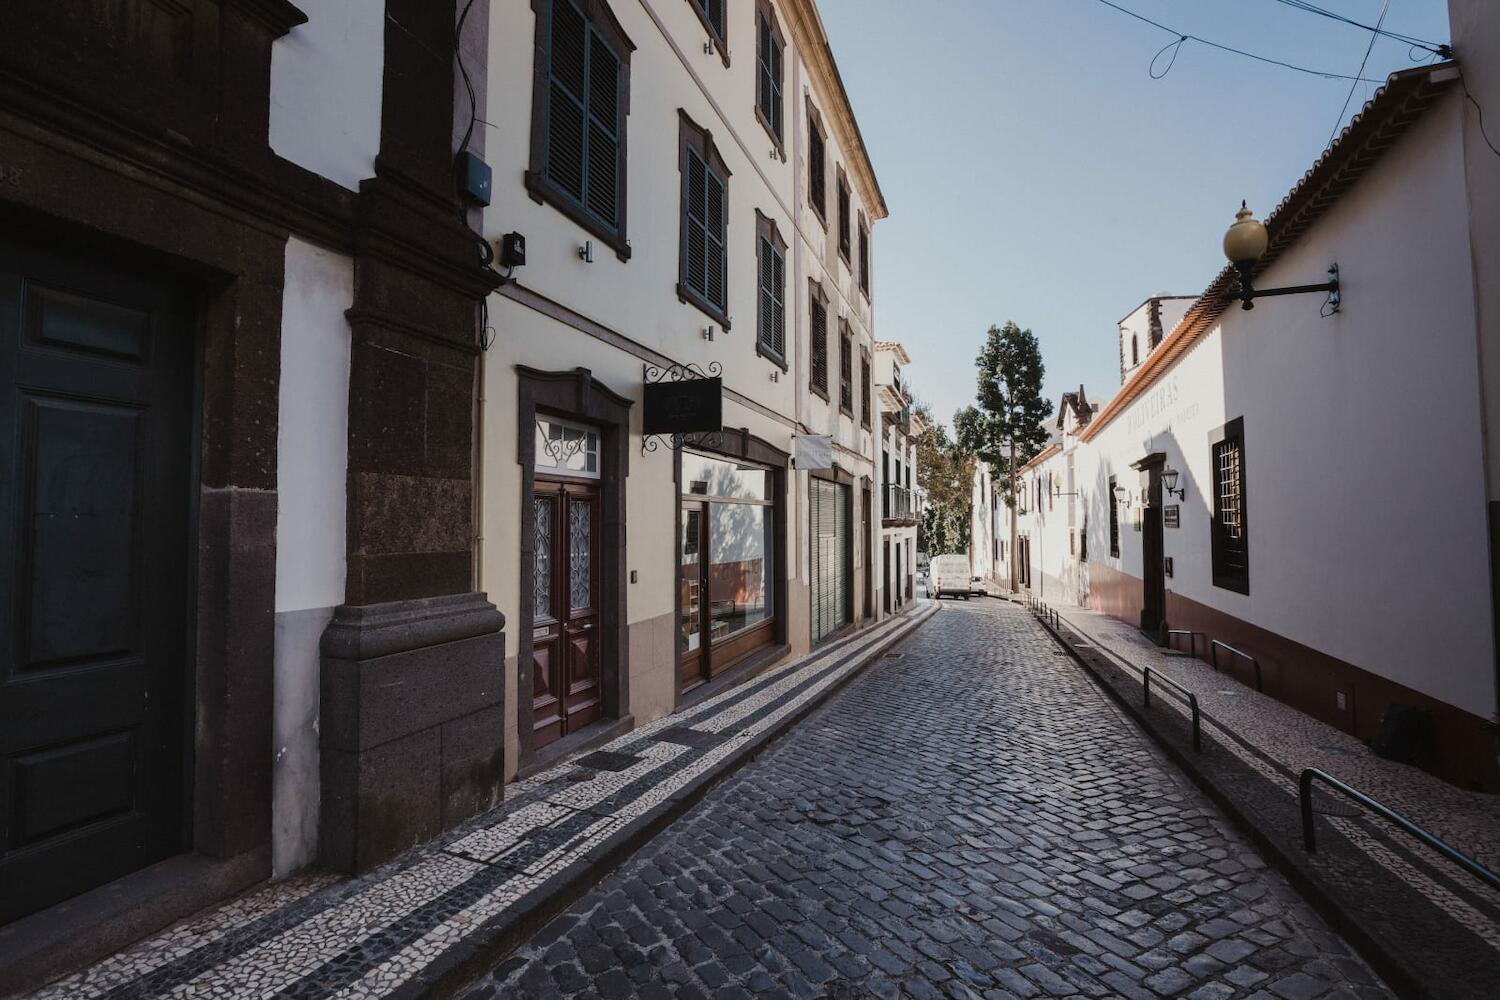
[454,0,500,351]
[1091,0,1387,83]
[1269,0,1450,56]
[1461,74,1500,160]
[1326,0,1389,147]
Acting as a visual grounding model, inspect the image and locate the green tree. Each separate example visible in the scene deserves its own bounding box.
[913,400,973,556]
[953,321,1053,590]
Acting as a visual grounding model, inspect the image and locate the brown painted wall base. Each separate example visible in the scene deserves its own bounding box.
[1087,561,1500,792]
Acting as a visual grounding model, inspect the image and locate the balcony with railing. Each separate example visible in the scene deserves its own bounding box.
[882,483,919,527]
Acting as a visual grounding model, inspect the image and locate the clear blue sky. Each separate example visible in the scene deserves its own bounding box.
[818,0,1453,432]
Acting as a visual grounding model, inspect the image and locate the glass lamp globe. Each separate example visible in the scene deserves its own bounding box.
[1223,201,1269,265]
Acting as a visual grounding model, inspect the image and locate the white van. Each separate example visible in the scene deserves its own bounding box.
[930,554,972,600]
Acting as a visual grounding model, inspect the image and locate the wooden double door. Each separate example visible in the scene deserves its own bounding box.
[531,479,602,749]
[0,242,194,923]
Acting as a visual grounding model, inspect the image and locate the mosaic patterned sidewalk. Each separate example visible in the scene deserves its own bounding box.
[1036,598,1500,997]
[15,604,936,1000]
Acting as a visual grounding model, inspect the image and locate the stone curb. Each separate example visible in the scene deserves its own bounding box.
[397,604,942,999]
[1020,598,1500,1000]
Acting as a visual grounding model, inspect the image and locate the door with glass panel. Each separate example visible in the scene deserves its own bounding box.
[679,451,775,691]
[530,417,603,750]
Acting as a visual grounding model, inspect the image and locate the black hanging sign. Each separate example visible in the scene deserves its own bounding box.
[641,362,723,454]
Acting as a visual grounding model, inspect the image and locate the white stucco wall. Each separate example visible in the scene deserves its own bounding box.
[269,0,385,191]
[272,236,353,877]
[1083,94,1495,719]
[479,0,884,778]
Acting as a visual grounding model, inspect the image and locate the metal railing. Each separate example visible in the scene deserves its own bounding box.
[1144,666,1202,752]
[882,483,917,522]
[1165,629,1201,657]
[1299,768,1500,892]
[1028,594,1058,631]
[1210,639,1263,692]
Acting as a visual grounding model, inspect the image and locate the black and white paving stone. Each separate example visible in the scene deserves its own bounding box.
[467,597,1388,1000]
[18,606,934,1000]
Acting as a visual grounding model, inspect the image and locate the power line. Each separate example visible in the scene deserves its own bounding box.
[1269,0,1450,57]
[1326,0,1389,146]
[1092,0,1387,83]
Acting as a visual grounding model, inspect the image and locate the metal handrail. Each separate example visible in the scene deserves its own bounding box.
[1210,639,1263,692]
[1144,666,1202,752]
[1299,768,1500,892]
[1165,629,1200,657]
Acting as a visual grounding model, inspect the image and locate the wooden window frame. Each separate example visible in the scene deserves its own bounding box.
[685,0,730,66]
[862,350,873,428]
[676,109,732,328]
[838,321,853,416]
[1210,417,1250,594]
[836,167,851,264]
[857,212,870,297]
[1108,475,1120,557]
[526,0,636,262]
[808,278,830,400]
[755,210,789,370]
[754,0,786,156]
[807,98,827,226]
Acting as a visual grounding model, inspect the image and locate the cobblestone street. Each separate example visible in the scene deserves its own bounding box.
[466,598,1389,999]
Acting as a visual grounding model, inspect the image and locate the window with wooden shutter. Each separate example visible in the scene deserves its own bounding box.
[807,100,826,223]
[837,170,851,263]
[809,282,829,399]
[677,111,731,326]
[858,218,870,296]
[755,0,785,151]
[687,0,727,58]
[755,211,787,368]
[527,0,635,259]
[1108,475,1120,557]
[839,325,853,415]
[860,351,871,427]
[1210,417,1249,593]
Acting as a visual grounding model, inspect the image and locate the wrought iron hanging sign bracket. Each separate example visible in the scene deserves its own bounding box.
[641,361,724,455]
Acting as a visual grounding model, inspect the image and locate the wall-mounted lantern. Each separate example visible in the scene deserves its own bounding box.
[1222,201,1340,314]
[1162,466,1186,501]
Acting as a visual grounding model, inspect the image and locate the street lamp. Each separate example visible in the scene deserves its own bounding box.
[1161,466,1185,501]
[1221,201,1340,314]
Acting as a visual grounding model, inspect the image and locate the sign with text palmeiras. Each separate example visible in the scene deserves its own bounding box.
[643,376,722,435]
[793,434,833,470]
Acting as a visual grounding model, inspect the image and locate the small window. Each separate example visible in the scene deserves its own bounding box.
[755,0,785,150]
[1211,417,1249,593]
[837,170,851,263]
[678,111,731,327]
[807,100,826,222]
[535,417,601,478]
[1108,475,1120,557]
[1069,530,1075,556]
[527,0,634,259]
[860,350,872,427]
[755,211,788,367]
[858,217,870,296]
[1131,335,1139,367]
[1047,472,1054,511]
[839,324,853,415]
[809,281,829,398]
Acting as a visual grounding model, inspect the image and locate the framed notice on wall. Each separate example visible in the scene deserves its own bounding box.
[1164,505,1180,528]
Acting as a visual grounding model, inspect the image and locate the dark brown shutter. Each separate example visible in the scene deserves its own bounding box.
[810,298,827,394]
[547,1,588,203]
[809,128,825,215]
[585,33,619,225]
[705,170,725,309]
[685,149,708,295]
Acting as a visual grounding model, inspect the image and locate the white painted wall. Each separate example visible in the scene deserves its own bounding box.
[1082,95,1495,719]
[479,0,886,777]
[269,0,385,191]
[272,236,353,877]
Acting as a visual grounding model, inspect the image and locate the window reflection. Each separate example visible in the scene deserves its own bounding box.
[709,502,772,639]
[682,452,768,500]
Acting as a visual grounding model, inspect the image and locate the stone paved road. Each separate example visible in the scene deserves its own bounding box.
[465,598,1389,999]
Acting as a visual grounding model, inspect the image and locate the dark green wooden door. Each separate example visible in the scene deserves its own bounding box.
[0,241,194,923]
